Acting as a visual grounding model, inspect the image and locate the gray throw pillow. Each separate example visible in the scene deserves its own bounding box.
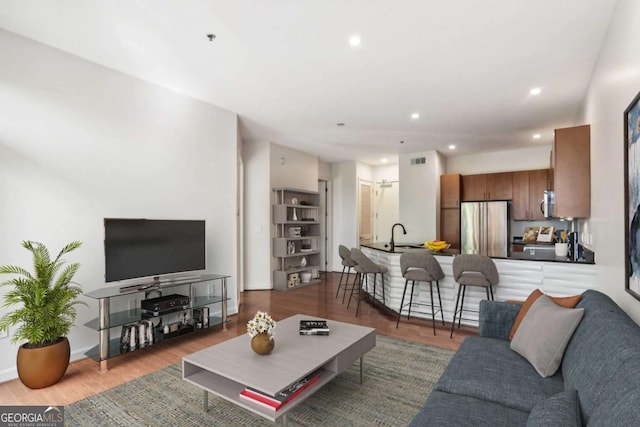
[510,295,584,377]
[527,389,582,427]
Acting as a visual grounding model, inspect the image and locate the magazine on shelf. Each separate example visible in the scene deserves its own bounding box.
[299,320,330,335]
[239,372,321,411]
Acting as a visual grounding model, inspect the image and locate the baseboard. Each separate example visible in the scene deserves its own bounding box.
[0,345,90,384]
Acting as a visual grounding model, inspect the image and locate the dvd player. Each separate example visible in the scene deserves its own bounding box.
[141,294,190,315]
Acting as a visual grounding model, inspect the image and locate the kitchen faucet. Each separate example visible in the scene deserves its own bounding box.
[390,223,407,252]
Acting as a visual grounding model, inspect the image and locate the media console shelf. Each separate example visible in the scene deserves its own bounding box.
[84,273,229,371]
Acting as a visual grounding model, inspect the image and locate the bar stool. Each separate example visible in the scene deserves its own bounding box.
[348,248,388,317]
[450,254,499,338]
[396,251,445,335]
[336,245,357,303]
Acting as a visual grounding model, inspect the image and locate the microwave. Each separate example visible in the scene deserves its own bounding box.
[542,190,556,218]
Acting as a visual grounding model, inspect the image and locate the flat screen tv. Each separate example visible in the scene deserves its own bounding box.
[104,218,206,283]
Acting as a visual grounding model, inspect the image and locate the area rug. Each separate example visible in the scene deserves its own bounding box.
[65,336,454,426]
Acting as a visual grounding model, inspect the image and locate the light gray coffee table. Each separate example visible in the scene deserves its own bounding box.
[182,314,376,423]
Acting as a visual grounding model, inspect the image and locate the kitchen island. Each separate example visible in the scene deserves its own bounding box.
[360,243,595,327]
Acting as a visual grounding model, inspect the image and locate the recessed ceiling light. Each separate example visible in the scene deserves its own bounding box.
[349,35,361,47]
[449,145,456,150]
[380,158,388,164]
[337,123,345,126]
[411,113,420,119]
[530,87,542,95]
[533,133,541,139]
[206,34,216,41]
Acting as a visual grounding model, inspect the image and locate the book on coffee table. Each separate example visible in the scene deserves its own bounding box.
[299,320,330,335]
[239,372,321,411]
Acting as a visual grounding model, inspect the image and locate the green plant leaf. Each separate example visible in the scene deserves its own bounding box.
[0,240,84,345]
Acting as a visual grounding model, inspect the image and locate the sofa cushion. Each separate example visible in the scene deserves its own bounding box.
[561,290,640,423]
[509,289,582,340]
[511,296,584,377]
[434,336,564,413]
[409,390,529,427]
[479,300,521,341]
[526,389,581,427]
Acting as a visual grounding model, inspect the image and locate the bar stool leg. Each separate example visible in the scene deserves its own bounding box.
[337,265,346,299]
[436,281,445,326]
[341,266,352,304]
[407,281,416,320]
[355,274,363,318]
[396,279,410,328]
[347,272,359,309]
[450,283,463,338]
[429,281,436,336]
[489,285,494,300]
[458,285,467,328]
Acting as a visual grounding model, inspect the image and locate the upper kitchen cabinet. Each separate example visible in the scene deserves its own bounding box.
[441,174,461,208]
[553,125,590,218]
[440,174,461,249]
[486,172,513,200]
[462,172,512,201]
[461,174,486,201]
[512,169,553,220]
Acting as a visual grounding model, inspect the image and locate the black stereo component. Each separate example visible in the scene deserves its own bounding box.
[141,294,190,315]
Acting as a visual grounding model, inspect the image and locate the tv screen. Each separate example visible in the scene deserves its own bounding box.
[104,218,206,283]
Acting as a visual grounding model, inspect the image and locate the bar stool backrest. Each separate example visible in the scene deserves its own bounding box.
[452,254,499,285]
[400,252,445,281]
[339,245,357,267]
[350,248,378,273]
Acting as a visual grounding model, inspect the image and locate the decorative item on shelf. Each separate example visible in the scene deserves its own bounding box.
[291,197,298,205]
[537,226,555,242]
[301,272,312,283]
[312,268,319,279]
[247,311,276,355]
[300,256,307,268]
[287,241,295,254]
[292,208,298,221]
[300,242,312,252]
[522,226,539,242]
[288,273,300,288]
[289,227,302,237]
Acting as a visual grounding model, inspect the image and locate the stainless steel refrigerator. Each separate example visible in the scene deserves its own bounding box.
[460,201,509,257]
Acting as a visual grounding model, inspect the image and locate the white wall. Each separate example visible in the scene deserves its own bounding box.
[243,142,319,289]
[398,151,443,243]
[0,30,239,382]
[446,145,552,175]
[373,165,400,243]
[270,145,319,192]
[330,162,358,271]
[579,0,640,322]
[243,141,271,290]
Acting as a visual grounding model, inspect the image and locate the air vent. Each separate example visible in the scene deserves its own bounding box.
[410,157,426,165]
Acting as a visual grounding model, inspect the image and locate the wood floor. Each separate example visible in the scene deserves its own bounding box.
[0,272,477,406]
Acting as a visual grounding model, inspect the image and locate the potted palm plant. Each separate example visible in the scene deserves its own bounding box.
[0,240,85,389]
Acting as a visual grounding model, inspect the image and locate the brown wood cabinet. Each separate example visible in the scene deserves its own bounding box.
[440,174,461,249]
[553,125,590,218]
[486,172,513,200]
[440,208,460,249]
[461,174,487,201]
[462,172,513,201]
[512,169,552,220]
[441,174,461,208]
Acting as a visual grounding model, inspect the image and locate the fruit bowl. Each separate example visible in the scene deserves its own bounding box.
[424,241,451,252]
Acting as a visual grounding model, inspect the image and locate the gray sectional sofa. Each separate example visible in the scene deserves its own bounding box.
[409,290,640,426]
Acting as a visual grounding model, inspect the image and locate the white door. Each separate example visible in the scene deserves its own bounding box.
[374,181,399,243]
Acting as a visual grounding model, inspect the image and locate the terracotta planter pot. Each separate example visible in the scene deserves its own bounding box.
[17,337,70,389]
[251,333,274,355]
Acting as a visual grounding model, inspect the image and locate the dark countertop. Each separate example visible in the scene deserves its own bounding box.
[361,243,595,265]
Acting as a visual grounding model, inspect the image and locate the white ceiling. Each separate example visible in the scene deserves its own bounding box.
[0,0,619,165]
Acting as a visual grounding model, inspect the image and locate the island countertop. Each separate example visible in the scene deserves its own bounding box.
[361,242,594,264]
